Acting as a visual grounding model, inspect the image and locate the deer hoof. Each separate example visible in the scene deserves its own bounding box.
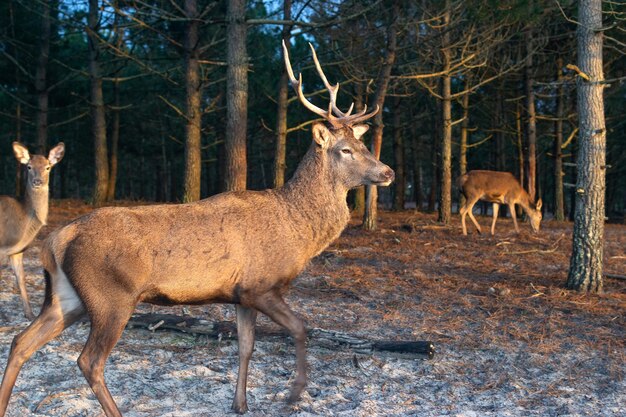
[231,401,248,414]
[287,379,306,404]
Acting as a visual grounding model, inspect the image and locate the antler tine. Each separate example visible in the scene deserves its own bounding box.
[341,104,380,125]
[308,43,354,118]
[282,40,330,120]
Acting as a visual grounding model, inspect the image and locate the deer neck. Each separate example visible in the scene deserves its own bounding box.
[517,191,535,215]
[279,145,351,252]
[24,186,49,226]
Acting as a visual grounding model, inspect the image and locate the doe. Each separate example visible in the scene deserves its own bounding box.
[458,170,542,235]
[0,142,64,319]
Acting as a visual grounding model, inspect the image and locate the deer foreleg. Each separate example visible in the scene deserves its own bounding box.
[509,203,520,233]
[491,203,500,236]
[78,305,134,417]
[9,253,33,320]
[232,305,258,414]
[254,291,307,404]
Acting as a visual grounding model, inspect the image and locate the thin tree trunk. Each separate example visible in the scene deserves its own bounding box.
[224,0,248,192]
[273,0,291,188]
[525,11,537,203]
[392,97,404,211]
[428,123,438,213]
[353,81,366,215]
[88,0,109,206]
[437,1,452,224]
[182,0,202,202]
[107,80,120,202]
[363,3,399,231]
[35,0,51,154]
[516,102,524,188]
[459,90,469,208]
[554,57,565,221]
[567,0,605,293]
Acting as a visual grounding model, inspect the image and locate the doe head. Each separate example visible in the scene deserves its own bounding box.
[12,142,65,190]
[529,198,543,233]
[312,123,394,189]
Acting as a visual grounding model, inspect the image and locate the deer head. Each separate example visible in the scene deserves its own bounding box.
[529,198,543,232]
[283,41,394,189]
[13,142,65,190]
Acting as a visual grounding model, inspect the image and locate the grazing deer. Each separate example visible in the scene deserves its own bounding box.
[0,42,393,417]
[0,142,65,319]
[458,170,542,236]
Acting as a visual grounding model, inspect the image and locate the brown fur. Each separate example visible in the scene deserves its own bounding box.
[459,170,542,235]
[0,123,394,417]
[0,142,64,319]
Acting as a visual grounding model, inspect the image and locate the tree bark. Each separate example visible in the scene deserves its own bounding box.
[224,0,248,192]
[363,3,399,231]
[524,13,537,203]
[554,57,565,221]
[35,0,51,154]
[182,0,202,202]
[107,80,120,202]
[392,97,405,211]
[353,81,366,215]
[88,0,109,206]
[437,1,452,224]
[567,0,606,293]
[459,90,469,208]
[273,0,291,188]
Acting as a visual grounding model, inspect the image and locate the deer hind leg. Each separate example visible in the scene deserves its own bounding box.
[0,270,85,416]
[253,291,307,404]
[232,305,258,414]
[509,203,520,233]
[490,203,500,236]
[77,301,135,417]
[9,252,33,320]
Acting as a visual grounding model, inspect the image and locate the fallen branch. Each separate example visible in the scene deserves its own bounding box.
[127,313,434,360]
[605,273,626,281]
[502,234,565,255]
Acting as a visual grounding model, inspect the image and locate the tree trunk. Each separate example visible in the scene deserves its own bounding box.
[554,57,565,221]
[107,80,120,202]
[88,0,109,206]
[224,0,248,192]
[363,3,398,231]
[35,0,51,154]
[567,0,605,293]
[392,97,404,211]
[437,1,452,224]
[273,0,291,188]
[459,90,469,208]
[525,16,537,203]
[353,81,366,215]
[516,102,524,188]
[182,0,202,202]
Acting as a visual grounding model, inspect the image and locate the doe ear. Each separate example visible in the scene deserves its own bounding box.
[352,124,370,140]
[48,142,65,165]
[536,198,543,211]
[12,142,30,164]
[312,123,333,149]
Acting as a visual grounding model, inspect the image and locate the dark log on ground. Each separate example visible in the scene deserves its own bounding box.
[127,313,435,359]
[605,273,626,281]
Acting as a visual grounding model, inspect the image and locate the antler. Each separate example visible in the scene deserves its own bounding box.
[282,40,379,128]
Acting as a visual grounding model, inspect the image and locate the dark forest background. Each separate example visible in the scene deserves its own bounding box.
[0,0,624,220]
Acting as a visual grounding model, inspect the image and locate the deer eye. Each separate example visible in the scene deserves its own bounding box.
[341,148,352,155]
[46,166,51,171]
[27,165,32,170]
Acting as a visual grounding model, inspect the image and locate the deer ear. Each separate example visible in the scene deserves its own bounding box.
[48,142,65,165]
[352,124,370,140]
[12,142,30,164]
[536,198,542,211]
[312,123,333,149]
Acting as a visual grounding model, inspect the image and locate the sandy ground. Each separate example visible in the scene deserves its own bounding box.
[0,200,623,416]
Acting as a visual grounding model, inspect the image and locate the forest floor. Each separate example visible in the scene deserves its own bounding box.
[0,199,624,417]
